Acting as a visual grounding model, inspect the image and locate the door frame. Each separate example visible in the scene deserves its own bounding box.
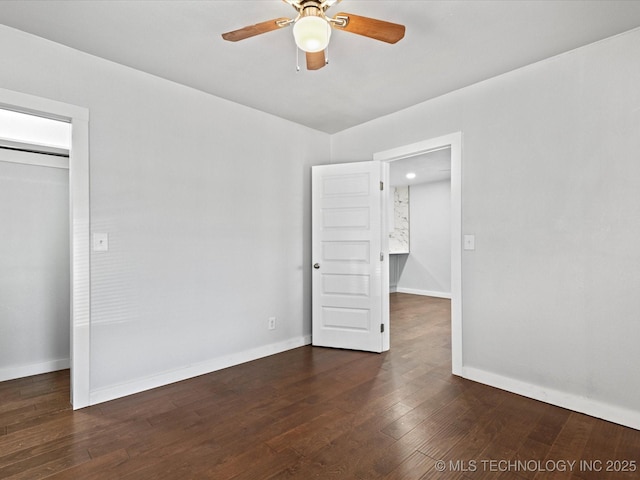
[0,87,91,408]
[374,132,463,375]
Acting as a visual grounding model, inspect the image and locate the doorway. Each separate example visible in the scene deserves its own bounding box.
[0,87,90,408]
[387,147,451,298]
[375,132,462,375]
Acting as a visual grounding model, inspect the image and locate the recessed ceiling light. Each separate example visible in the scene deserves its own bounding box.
[406,172,416,179]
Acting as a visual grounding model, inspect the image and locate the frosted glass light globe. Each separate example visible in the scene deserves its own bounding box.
[293,16,331,53]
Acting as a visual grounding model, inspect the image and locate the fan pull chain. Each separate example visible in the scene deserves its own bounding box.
[296,47,300,72]
[325,21,330,66]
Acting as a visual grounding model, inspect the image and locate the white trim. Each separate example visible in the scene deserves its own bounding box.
[374,132,463,375]
[0,358,70,383]
[0,137,69,157]
[90,335,312,406]
[395,287,451,299]
[0,147,69,169]
[0,88,88,122]
[381,161,390,352]
[463,366,640,431]
[0,87,91,409]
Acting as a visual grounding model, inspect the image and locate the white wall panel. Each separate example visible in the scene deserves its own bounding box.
[321,307,370,331]
[322,241,370,263]
[322,208,370,230]
[0,25,329,402]
[332,28,640,428]
[322,274,370,297]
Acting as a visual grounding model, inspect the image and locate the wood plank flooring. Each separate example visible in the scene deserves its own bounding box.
[1,293,639,479]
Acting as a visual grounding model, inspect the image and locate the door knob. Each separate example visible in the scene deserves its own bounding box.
[313,263,320,269]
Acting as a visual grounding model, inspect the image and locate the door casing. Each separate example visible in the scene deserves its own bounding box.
[374,132,463,375]
[0,87,91,407]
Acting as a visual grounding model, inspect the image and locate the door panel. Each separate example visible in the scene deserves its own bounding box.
[312,161,385,353]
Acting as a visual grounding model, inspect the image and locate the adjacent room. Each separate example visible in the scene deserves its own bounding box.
[1,1,639,478]
[388,148,452,300]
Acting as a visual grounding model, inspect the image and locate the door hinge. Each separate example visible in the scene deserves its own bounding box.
[380,181,384,191]
[380,323,385,333]
[380,252,384,261]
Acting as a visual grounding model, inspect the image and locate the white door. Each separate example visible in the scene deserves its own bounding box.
[311,161,389,353]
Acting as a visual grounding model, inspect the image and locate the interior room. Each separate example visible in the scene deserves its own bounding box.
[1,0,640,477]
[388,148,452,299]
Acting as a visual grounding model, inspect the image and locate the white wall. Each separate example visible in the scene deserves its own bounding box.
[397,180,451,297]
[332,28,640,428]
[0,25,329,403]
[0,154,70,381]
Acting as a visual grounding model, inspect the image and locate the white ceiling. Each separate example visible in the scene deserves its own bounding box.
[1,1,640,134]
[389,147,451,187]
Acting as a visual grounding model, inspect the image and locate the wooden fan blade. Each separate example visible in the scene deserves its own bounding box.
[333,12,405,44]
[222,17,290,42]
[306,50,327,70]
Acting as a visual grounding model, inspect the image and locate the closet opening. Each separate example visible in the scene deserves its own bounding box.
[0,108,71,384]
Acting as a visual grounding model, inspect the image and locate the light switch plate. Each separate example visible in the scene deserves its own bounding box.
[93,233,109,252]
[464,234,475,251]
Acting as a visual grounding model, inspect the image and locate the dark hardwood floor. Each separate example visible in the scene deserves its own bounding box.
[1,293,639,479]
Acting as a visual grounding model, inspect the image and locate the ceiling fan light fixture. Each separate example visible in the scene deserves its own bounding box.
[293,15,331,53]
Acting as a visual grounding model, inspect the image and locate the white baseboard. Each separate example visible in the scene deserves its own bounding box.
[462,366,640,431]
[396,287,451,299]
[389,286,397,293]
[89,335,312,406]
[0,358,70,382]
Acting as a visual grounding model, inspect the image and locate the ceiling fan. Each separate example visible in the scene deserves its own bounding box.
[221,0,405,70]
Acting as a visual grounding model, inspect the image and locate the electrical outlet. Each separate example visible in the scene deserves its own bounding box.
[268,317,276,330]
